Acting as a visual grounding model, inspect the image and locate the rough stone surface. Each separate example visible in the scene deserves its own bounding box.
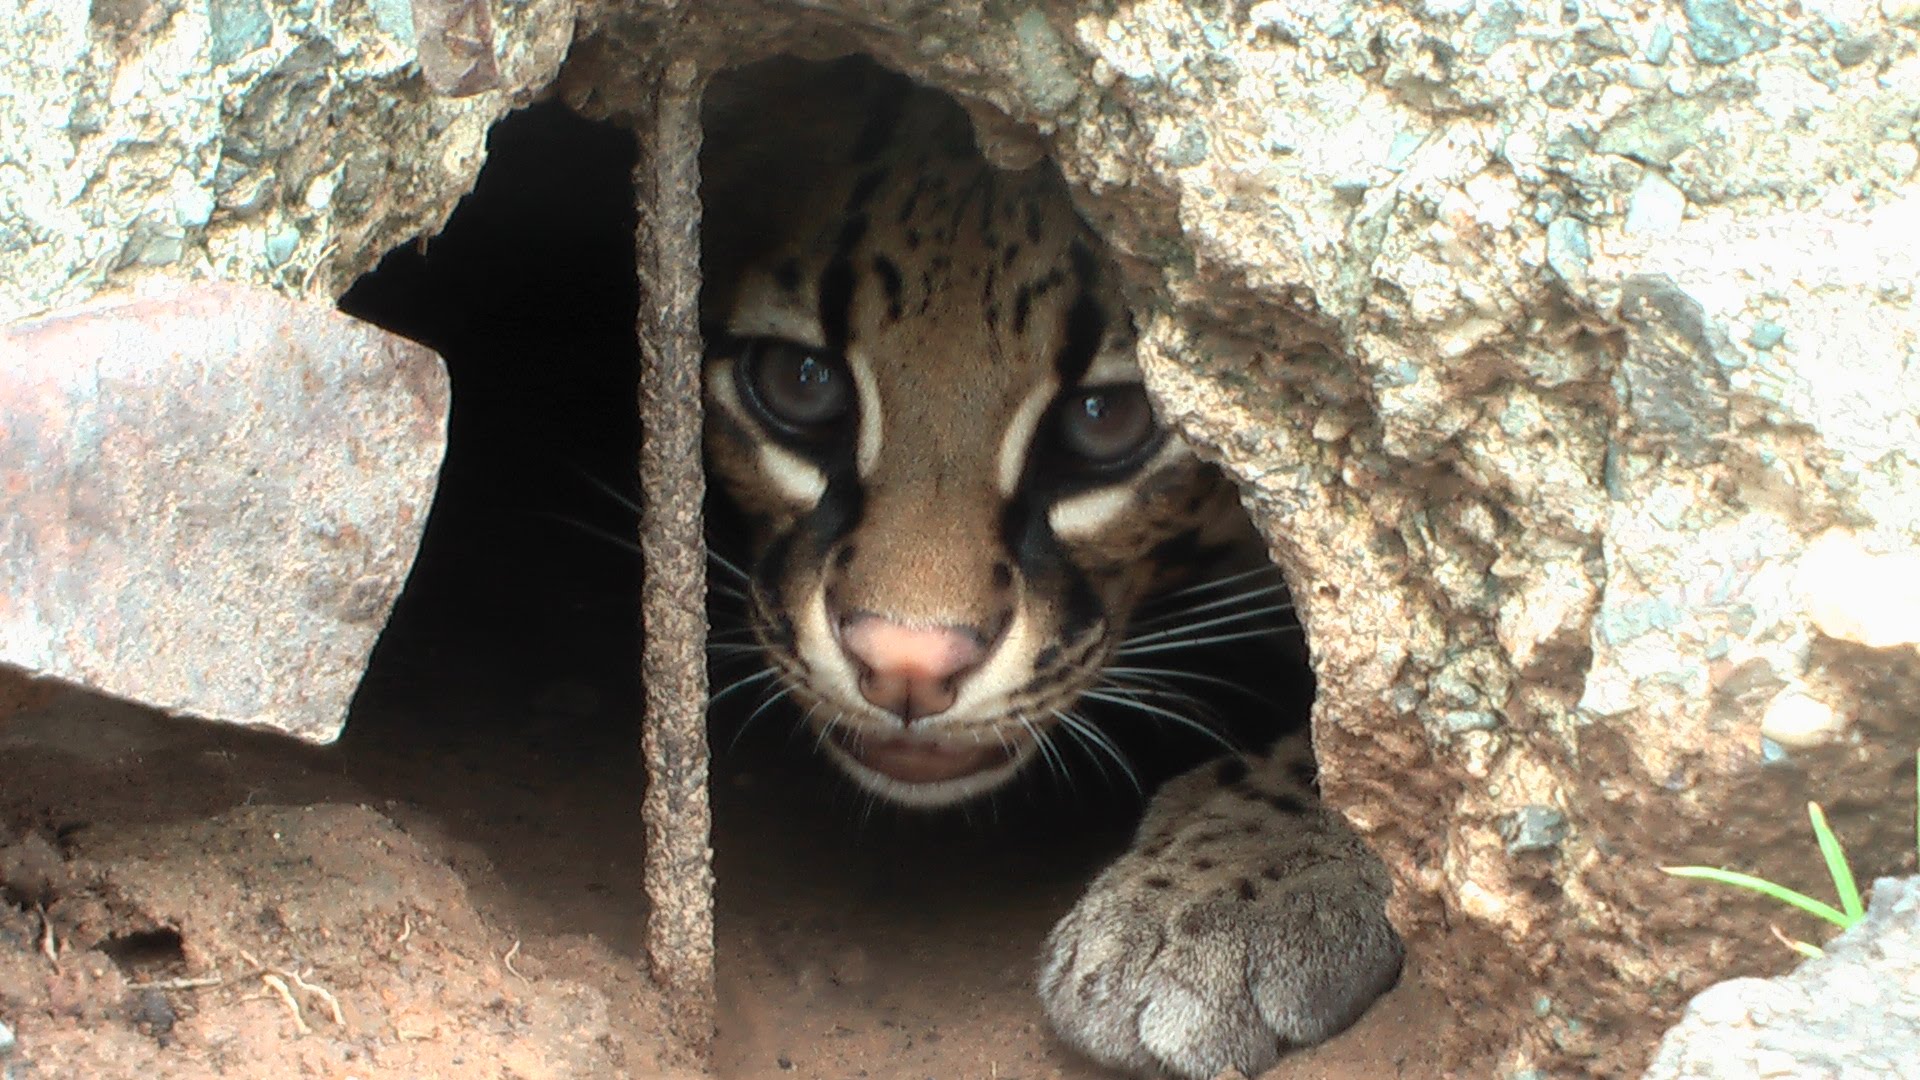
[0,283,448,741]
[0,0,573,323]
[1643,876,1920,1079]
[6,0,1920,1074]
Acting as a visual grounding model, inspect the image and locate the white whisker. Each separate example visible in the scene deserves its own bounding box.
[1122,603,1297,648]
[1054,709,1141,795]
[727,683,795,753]
[1154,564,1280,603]
[1114,625,1299,657]
[1077,690,1238,755]
[1131,583,1289,629]
[1102,665,1265,699]
[709,667,777,705]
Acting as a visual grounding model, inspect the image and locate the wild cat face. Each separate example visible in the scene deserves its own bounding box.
[701,57,1246,806]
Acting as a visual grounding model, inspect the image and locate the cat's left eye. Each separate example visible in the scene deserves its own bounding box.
[1057,384,1159,470]
[739,338,854,436]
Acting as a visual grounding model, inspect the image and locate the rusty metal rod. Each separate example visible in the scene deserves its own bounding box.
[635,56,715,1061]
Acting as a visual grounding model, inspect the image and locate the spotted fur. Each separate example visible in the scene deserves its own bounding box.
[700,55,1401,1079]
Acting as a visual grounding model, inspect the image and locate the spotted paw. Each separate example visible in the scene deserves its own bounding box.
[1038,746,1403,1079]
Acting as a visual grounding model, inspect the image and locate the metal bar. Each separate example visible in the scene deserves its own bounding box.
[635,56,715,1062]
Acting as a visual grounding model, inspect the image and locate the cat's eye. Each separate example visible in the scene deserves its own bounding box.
[739,339,854,435]
[1057,384,1160,469]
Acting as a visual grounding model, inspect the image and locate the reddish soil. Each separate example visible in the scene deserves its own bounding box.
[0,647,1449,1080]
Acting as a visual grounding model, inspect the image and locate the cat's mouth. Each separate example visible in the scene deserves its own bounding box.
[823,727,1021,785]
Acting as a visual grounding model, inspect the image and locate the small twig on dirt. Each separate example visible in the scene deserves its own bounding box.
[502,939,528,982]
[288,968,346,1027]
[260,972,312,1035]
[395,914,414,947]
[235,949,345,1031]
[35,904,59,969]
[127,974,225,991]
[1768,922,1825,960]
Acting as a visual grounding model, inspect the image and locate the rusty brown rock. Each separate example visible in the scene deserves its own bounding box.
[0,282,448,742]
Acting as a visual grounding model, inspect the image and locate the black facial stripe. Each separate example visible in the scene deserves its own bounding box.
[1055,242,1105,384]
[819,213,870,353]
[800,461,866,555]
[818,259,856,354]
[751,459,867,609]
[1012,268,1066,338]
[752,529,796,612]
[1000,494,1104,645]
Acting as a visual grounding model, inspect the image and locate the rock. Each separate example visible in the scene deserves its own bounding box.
[1643,877,1920,1079]
[0,283,448,741]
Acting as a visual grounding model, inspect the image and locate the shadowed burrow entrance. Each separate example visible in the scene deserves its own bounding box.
[330,53,1414,1079]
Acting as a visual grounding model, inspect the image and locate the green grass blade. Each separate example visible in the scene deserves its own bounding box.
[1661,865,1854,928]
[1806,801,1864,923]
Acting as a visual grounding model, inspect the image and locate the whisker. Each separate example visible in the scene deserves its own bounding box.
[1054,710,1141,796]
[1049,711,1111,787]
[1098,679,1227,735]
[709,667,777,705]
[1122,603,1297,648]
[554,469,755,586]
[569,466,643,515]
[1099,679,1213,715]
[1019,713,1071,791]
[705,643,766,656]
[1077,690,1239,755]
[1152,564,1281,603]
[1130,583,1290,629]
[728,683,795,753]
[1101,665,1267,699]
[807,703,839,753]
[536,510,643,558]
[1039,728,1073,791]
[533,508,754,599]
[1114,625,1298,657]
[706,547,752,585]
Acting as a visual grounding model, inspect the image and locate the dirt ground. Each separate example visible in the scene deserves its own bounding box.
[1,636,1450,1080]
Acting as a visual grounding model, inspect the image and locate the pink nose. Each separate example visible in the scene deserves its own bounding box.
[838,614,989,721]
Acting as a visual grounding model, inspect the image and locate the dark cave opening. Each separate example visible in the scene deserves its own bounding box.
[325,77,1330,1075]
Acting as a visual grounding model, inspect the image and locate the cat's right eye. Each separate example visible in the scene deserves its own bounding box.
[738,339,855,437]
